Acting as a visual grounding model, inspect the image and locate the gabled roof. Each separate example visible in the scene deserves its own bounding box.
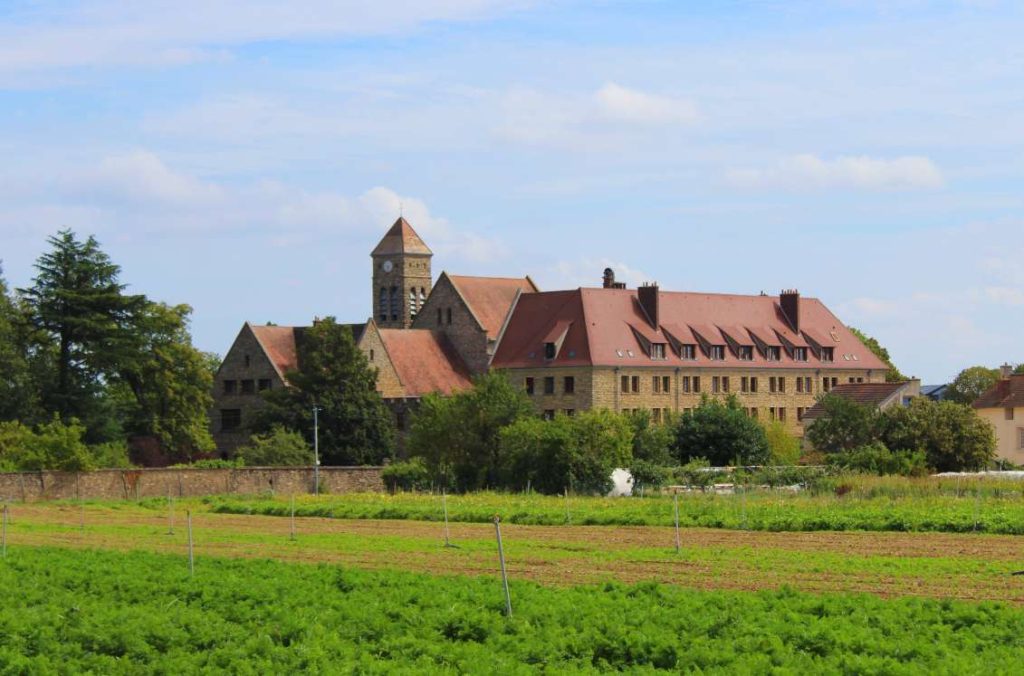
[447,274,539,340]
[491,287,889,371]
[248,322,367,380]
[802,382,913,421]
[973,375,1024,409]
[371,217,432,256]
[377,329,473,397]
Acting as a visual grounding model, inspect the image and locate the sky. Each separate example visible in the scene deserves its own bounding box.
[1,0,1022,383]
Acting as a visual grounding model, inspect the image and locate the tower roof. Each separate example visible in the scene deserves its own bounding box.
[371,217,432,256]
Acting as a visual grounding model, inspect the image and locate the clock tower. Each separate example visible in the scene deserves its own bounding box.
[371,217,433,329]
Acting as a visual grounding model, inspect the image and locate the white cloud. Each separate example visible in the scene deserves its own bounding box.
[78,151,225,206]
[594,82,699,125]
[726,154,945,190]
[543,257,652,290]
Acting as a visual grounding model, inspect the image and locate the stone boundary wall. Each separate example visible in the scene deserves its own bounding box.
[0,466,384,503]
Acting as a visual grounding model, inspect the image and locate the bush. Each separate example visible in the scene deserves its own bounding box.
[762,419,801,466]
[672,395,769,466]
[879,399,995,472]
[170,458,244,469]
[826,442,927,477]
[627,459,670,493]
[381,458,431,493]
[89,441,133,469]
[235,426,314,467]
[0,417,96,471]
[626,409,674,465]
[673,457,728,489]
[804,394,880,455]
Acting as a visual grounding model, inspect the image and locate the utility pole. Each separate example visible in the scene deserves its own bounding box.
[313,405,321,495]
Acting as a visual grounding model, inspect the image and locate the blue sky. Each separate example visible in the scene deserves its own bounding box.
[1,0,1022,382]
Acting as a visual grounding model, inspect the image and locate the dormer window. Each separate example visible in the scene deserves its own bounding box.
[681,345,696,360]
[651,343,666,360]
[766,346,781,362]
[821,347,834,362]
[710,346,725,361]
[738,346,753,361]
[544,342,556,360]
[793,347,808,362]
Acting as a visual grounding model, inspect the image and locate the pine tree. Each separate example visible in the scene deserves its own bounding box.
[0,265,40,422]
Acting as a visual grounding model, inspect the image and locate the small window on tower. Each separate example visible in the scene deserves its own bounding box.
[379,288,388,322]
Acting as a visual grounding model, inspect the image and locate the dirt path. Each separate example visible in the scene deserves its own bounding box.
[8,504,1024,604]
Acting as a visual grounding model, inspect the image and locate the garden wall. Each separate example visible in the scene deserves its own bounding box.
[0,466,384,503]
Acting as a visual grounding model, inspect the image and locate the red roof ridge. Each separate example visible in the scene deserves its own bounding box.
[579,286,823,302]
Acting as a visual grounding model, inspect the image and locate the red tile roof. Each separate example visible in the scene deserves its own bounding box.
[973,375,1024,409]
[249,323,366,378]
[802,382,913,421]
[491,287,890,371]
[371,217,432,256]
[447,274,538,339]
[378,329,473,397]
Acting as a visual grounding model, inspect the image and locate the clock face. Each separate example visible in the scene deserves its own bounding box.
[382,260,393,272]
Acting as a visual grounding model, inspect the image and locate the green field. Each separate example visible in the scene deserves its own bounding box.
[2,546,1023,674]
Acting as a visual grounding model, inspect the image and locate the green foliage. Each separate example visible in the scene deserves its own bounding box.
[0,265,41,424]
[407,371,534,490]
[254,317,394,465]
[946,365,1000,405]
[170,458,244,469]
[234,426,313,467]
[381,458,432,492]
[0,417,95,470]
[626,408,674,465]
[628,460,670,493]
[761,419,802,465]
[500,409,633,495]
[4,547,1024,673]
[804,394,880,455]
[673,457,726,489]
[672,395,769,466]
[880,398,995,472]
[826,442,927,477]
[88,440,133,469]
[849,327,906,382]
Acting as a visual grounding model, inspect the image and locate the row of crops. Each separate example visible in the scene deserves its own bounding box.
[2,546,1023,673]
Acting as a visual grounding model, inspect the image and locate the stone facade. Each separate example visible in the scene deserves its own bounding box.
[507,365,883,434]
[210,324,286,455]
[360,322,406,399]
[412,274,491,374]
[0,466,384,503]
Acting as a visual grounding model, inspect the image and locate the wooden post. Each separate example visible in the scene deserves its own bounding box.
[1,505,7,557]
[493,516,512,618]
[674,491,681,555]
[167,490,175,536]
[564,487,570,525]
[290,495,296,541]
[187,511,194,577]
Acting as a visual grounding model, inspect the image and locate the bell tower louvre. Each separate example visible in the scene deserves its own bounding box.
[371,217,433,329]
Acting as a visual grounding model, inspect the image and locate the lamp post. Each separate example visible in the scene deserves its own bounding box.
[313,406,321,495]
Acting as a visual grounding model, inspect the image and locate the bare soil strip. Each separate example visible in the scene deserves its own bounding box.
[9,504,1024,603]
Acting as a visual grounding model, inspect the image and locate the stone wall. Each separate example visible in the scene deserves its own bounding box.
[0,466,384,503]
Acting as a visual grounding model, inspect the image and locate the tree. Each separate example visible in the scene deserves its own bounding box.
[407,371,534,490]
[849,327,906,382]
[804,394,881,456]
[672,395,769,466]
[0,265,40,423]
[0,417,98,471]
[762,419,801,465]
[254,317,394,465]
[235,427,313,466]
[879,398,995,472]
[626,409,674,466]
[945,366,1001,406]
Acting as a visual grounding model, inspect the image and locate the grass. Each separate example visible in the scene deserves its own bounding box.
[2,546,1024,673]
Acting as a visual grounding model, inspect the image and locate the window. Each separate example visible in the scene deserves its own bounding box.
[849,377,856,384]
[796,377,803,393]
[793,347,808,362]
[823,378,831,392]
[778,377,786,393]
[437,308,442,326]
[723,376,730,393]
[240,379,255,395]
[769,407,777,421]
[769,377,777,394]
[662,376,671,393]
[223,380,236,395]
[832,377,839,388]
[821,347,835,362]
[712,376,721,393]
[693,376,701,393]
[857,377,864,383]
[653,376,662,393]
[652,343,667,360]
[710,346,725,361]
[525,377,535,395]
[1007,408,1015,421]
[681,345,696,360]
[750,377,758,393]
[369,349,375,362]
[395,410,406,431]
[778,407,787,422]
[544,377,555,395]
[621,375,630,393]
[543,410,555,421]
[544,342,556,360]
[244,354,251,368]
[749,407,759,419]
[766,346,781,362]
[258,379,271,392]
[389,286,399,321]
[221,409,241,431]
[564,376,575,394]
[804,377,812,393]
[738,346,753,361]
[379,288,388,322]
[631,376,640,393]
[797,407,805,422]
[564,409,575,417]
[409,289,418,317]
[420,288,427,309]
[682,376,691,393]
[446,308,453,325]
[741,376,749,393]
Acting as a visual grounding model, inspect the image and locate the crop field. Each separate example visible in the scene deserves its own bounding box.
[4,489,1024,672]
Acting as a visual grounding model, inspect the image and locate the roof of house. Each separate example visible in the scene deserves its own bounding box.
[491,287,889,371]
[801,381,912,421]
[973,375,1024,409]
[921,384,948,397]
[371,217,432,256]
[377,328,473,397]
[248,322,366,379]
[447,274,539,339]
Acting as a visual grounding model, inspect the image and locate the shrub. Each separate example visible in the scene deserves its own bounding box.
[235,426,314,467]
[0,417,95,471]
[804,394,880,455]
[879,398,995,472]
[171,458,244,469]
[626,409,674,465]
[89,441,134,469]
[762,419,802,466]
[825,441,927,477]
[627,459,670,493]
[381,458,431,493]
[672,395,769,466]
[673,457,728,489]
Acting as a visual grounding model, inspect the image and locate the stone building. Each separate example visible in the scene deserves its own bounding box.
[489,273,890,436]
[972,365,1024,463]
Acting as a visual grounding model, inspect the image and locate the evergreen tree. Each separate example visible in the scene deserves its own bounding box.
[254,317,395,465]
[0,265,40,423]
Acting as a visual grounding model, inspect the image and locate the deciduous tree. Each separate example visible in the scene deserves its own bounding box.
[672,395,769,466]
[946,366,1001,405]
[849,327,906,382]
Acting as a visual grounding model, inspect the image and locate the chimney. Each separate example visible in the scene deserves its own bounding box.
[780,289,800,333]
[1001,363,1014,380]
[638,282,660,330]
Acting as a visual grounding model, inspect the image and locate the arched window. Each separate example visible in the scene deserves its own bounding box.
[420,288,427,306]
[389,286,399,321]
[446,307,452,325]
[409,289,418,317]
[378,288,387,322]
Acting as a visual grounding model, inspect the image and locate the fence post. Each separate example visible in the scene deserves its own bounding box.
[290,495,296,541]
[167,490,175,536]
[974,480,982,532]
[674,491,681,555]
[493,515,512,618]
[2,505,7,557]
[564,487,571,525]
[187,510,194,578]
[443,490,457,548]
